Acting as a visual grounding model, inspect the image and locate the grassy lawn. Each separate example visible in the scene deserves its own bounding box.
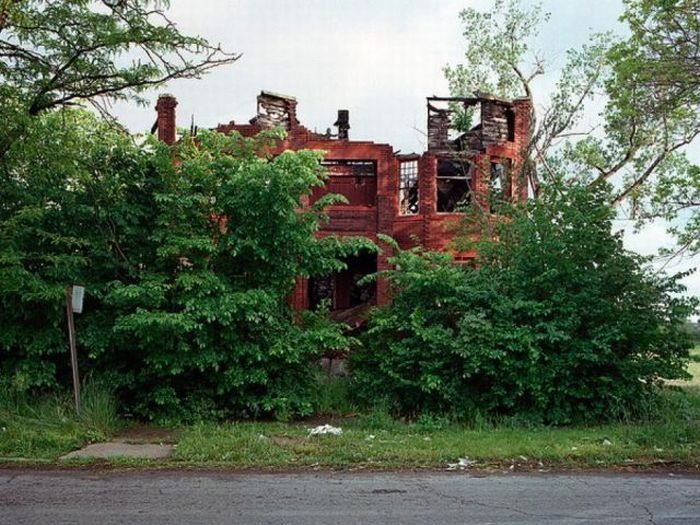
[2,353,700,470]
[170,406,700,470]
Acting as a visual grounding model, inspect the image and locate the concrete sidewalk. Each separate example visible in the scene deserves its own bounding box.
[60,441,174,460]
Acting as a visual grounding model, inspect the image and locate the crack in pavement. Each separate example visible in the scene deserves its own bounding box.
[2,473,17,485]
[624,494,656,525]
[426,485,600,521]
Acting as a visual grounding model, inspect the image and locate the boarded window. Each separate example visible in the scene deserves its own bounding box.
[311,160,377,207]
[399,160,419,215]
[437,158,471,212]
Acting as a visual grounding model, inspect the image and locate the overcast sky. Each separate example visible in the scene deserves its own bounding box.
[113,0,699,301]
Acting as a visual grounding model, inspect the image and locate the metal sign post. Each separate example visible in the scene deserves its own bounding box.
[65,285,83,414]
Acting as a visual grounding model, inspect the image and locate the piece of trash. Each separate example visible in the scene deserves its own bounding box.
[423,437,432,441]
[654,447,664,452]
[0,427,5,432]
[508,464,515,470]
[602,439,612,446]
[571,446,578,451]
[308,424,343,436]
[447,457,477,470]
[366,434,375,441]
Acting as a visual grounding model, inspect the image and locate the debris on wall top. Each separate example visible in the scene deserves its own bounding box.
[427,92,519,154]
[252,90,299,131]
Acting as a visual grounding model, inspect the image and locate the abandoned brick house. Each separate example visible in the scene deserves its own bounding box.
[154,90,532,320]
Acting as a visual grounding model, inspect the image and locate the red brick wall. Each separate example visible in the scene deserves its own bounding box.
[159,93,533,313]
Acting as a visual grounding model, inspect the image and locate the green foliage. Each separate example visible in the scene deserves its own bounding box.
[446,0,699,252]
[0,109,147,391]
[95,130,369,421]
[0,0,237,115]
[0,108,368,421]
[351,184,696,424]
[0,380,120,459]
[444,0,549,100]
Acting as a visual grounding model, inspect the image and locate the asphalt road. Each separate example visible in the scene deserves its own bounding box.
[1,469,698,524]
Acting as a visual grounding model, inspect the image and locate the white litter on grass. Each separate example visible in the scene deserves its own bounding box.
[602,439,612,446]
[308,424,343,436]
[447,457,477,470]
[366,434,376,441]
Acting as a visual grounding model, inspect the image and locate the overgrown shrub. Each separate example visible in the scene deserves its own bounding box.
[0,110,369,421]
[350,185,696,424]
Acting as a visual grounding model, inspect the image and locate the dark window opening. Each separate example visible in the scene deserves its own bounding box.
[490,159,512,205]
[437,158,472,212]
[322,159,376,177]
[311,160,377,207]
[399,160,419,215]
[506,108,516,142]
[308,251,377,311]
[309,275,335,311]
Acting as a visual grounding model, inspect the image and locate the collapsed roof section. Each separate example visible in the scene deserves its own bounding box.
[427,92,524,153]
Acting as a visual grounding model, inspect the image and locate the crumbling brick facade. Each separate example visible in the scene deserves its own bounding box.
[155,90,532,320]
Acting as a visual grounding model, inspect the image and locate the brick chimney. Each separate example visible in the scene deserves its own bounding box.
[512,97,533,146]
[513,97,534,199]
[334,109,350,140]
[155,93,178,145]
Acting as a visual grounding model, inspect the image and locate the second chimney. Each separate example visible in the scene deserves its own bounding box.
[334,109,350,140]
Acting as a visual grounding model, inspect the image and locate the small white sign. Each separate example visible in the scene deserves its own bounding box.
[71,286,85,314]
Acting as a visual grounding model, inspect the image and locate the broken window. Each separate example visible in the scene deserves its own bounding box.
[399,160,419,215]
[490,159,512,204]
[311,160,377,207]
[437,158,472,213]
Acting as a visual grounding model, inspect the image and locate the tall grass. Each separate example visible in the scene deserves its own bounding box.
[0,380,121,460]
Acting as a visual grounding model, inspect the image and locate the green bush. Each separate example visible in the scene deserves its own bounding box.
[350,185,696,424]
[0,110,369,421]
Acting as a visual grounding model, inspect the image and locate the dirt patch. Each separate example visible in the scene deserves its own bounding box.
[270,436,306,448]
[114,424,181,445]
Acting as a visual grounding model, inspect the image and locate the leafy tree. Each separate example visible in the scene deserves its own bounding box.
[444,0,611,196]
[0,109,370,420]
[351,185,696,424]
[604,0,700,254]
[0,109,147,391]
[445,0,699,254]
[0,0,237,160]
[96,129,372,420]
